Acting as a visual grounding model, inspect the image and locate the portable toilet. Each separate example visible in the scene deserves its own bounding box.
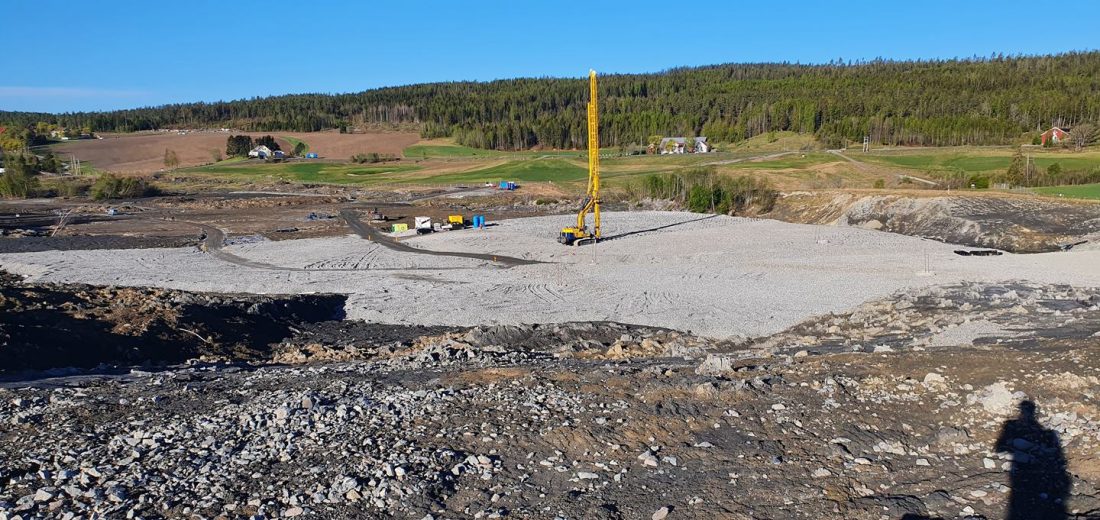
[414,216,433,234]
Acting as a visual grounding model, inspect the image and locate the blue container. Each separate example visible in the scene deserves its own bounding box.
[473,215,485,228]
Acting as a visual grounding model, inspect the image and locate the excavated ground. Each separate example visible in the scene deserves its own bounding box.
[1,274,1099,519]
[770,191,1100,253]
[3,191,1100,519]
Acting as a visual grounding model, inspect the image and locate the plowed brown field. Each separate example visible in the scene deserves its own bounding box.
[51,131,420,173]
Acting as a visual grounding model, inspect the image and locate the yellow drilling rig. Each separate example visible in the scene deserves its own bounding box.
[558,69,601,246]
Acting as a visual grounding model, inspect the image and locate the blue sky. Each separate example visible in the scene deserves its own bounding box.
[4,0,1098,113]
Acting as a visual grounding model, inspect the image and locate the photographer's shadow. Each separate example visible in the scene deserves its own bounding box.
[901,400,1069,520]
[994,400,1069,520]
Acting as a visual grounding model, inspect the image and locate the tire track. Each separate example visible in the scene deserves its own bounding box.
[340,209,545,267]
[186,222,472,272]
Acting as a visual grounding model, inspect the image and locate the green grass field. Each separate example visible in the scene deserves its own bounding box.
[181,157,585,186]
[404,142,590,159]
[403,144,502,158]
[860,150,1100,174]
[184,161,420,185]
[423,159,588,183]
[176,144,1100,193]
[282,136,309,155]
[1033,183,1100,200]
[724,153,835,170]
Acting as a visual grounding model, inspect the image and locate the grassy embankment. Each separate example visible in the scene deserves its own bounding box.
[282,136,309,155]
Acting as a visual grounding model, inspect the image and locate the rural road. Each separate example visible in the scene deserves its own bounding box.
[702,151,796,166]
[340,209,543,267]
[192,221,474,272]
[826,150,940,186]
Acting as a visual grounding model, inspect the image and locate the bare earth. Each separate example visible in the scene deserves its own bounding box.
[51,131,421,173]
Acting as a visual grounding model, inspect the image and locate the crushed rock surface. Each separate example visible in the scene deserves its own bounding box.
[3,212,1100,338]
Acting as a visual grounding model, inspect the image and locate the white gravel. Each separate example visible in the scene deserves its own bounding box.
[4,211,1100,338]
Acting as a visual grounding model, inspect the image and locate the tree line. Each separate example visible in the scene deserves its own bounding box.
[225,135,281,157]
[628,167,779,215]
[3,52,1100,150]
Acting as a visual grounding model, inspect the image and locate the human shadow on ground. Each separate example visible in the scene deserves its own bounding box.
[899,400,1070,520]
[994,400,1070,520]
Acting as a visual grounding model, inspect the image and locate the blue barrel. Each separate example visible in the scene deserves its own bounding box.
[473,215,485,228]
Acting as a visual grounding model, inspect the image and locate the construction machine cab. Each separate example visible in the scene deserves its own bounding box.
[559,226,593,245]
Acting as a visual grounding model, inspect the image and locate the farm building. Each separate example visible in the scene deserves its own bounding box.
[1041,126,1070,146]
[248,145,273,159]
[658,137,710,154]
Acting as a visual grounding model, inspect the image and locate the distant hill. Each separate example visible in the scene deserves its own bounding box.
[3,51,1099,150]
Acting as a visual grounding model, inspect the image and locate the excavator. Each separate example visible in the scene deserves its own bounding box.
[558,70,601,246]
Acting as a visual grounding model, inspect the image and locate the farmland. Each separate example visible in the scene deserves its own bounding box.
[36,128,1100,199]
[1034,182,1100,200]
[46,130,420,174]
[858,147,1100,175]
[184,161,422,185]
[282,136,309,155]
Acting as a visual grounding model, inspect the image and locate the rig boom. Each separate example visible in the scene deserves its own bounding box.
[558,70,601,246]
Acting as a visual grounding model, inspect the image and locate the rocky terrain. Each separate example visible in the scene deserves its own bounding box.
[771,192,1100,253]
[2,274,1099,519]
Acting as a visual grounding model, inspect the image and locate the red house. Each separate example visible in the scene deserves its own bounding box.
[1041,126,1070,146]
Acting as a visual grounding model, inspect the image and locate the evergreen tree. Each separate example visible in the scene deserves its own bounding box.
[4,52,1100,151]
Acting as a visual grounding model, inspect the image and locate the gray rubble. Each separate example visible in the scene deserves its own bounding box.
[2,280,1099,518]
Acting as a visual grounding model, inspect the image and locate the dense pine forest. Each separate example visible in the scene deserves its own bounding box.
[3,52,1099,150]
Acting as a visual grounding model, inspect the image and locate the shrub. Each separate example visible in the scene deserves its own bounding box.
[873,179,886,189]
[968,175,991,189]
[351,152,398,164]
[638,167,778,215]
[687,184,713,212]
[0,169,39,198]
[91,174,149,200]
[40,178,91,198]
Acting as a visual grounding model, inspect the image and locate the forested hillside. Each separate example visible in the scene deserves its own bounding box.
[3,52,1100,150]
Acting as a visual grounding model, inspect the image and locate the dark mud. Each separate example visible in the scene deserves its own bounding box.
[0,272,345,374]
[0,234,198,254]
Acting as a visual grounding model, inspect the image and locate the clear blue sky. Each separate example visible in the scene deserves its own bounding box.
[4,0,1098,113]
